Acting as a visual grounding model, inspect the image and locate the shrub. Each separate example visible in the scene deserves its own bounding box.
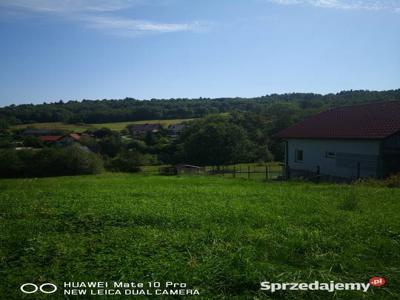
[0,136,13,148]
[56,145,103,175]
[23,136,44,148]
[0,145,103,178]
[384,174,400,188]
[354,174,400,188]
[0,149,24,177]
[107,150,143,173]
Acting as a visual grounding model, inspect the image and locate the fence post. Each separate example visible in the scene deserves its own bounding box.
[265,165,269,181]
[233,166,236,178]
[248,166,250,179]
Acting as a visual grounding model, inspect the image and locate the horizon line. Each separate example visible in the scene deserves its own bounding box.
[1,88,400,108]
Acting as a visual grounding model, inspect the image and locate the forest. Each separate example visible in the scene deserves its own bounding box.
[1,89,400,125]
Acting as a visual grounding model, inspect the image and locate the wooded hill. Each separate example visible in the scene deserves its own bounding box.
[1,89,399,125]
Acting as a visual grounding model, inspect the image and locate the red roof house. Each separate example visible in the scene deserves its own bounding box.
[275,101,400,140]
[275,101,400,180]
[37,133,82,144]
[38,135,63,142]
[69,133,81,141]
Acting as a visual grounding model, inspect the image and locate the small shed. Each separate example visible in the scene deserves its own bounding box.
[175,164,204,175]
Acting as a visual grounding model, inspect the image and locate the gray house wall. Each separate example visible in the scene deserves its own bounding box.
[382,132,400,149]
[286,139,382,179]
[381,132,400,176]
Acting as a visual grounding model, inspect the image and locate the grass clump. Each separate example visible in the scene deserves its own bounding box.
[338,191,360,211]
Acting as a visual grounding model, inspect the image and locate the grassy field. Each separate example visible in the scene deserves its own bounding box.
[1,174,399,299]
[11,119,194,133]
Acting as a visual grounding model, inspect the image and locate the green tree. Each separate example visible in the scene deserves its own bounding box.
[98,135,122,158]
[108,150,144,172]
[23,136,44,148]
[181,116,254,166]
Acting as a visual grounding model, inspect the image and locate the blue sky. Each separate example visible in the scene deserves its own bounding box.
[0,0,399,106]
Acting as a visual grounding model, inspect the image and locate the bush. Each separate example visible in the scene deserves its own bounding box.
[354,174,400,188]
[0,145,103,178]
[0,136,13,148]
[384,174,400,188]
[107,150,144,173]
[23,136,44,148]
[0,149,24,177]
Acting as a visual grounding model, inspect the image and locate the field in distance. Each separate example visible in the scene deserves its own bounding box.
[1,173,399,299]
[11,118,194,132]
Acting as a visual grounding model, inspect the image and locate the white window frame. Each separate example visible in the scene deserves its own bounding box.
[295,149,303,163]
[325,151,336,159]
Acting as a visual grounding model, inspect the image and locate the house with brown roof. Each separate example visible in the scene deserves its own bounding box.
[275,101,400,180]
[38,135,63,143]
[128,123,161,137]
[38,133,82,145]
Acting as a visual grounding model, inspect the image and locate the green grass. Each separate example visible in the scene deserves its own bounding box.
[11,119,193,133]
[91,119,194,131]
[11,122,93,132]
[1,174,399,299]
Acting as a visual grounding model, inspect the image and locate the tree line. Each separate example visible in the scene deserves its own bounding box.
[1,89,399,125]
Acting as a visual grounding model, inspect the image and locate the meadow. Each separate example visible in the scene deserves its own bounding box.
[1,174,399,299]
[11,119,193,132]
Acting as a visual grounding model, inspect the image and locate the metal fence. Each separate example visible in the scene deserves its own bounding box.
[204,165,283,181]
[142,164,284,182]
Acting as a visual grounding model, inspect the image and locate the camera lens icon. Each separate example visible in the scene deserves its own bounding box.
[20,283,57,294]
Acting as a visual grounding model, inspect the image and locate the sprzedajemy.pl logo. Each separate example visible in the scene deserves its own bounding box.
[260,277,386,293]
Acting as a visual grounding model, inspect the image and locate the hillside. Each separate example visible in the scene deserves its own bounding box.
[1,90,399,125]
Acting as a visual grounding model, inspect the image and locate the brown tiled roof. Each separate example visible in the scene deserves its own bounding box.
[275,101,400,139]
[38,135,63,142]
[69,133,81,140]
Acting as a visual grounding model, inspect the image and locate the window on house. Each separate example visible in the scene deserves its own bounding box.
[295,149,303,162]
[325,151,336,159]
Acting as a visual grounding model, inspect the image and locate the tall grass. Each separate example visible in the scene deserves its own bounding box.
[1,174,399,299]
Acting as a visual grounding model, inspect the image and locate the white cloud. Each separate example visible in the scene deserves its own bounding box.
[0,0,145,12]
[0,0,207,36]
[84,15,207,35]
[268,0,400,11]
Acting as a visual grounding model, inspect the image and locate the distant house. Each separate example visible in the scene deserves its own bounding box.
[168,124,186,137]
[38,133,82,145]
[38,135,63,143]
[69,133,82,141]
[128,124,161,137]
[275,101,400,180]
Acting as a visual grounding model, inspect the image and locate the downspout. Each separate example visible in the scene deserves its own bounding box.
[285,140,290,179]
[378,139,384,179]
